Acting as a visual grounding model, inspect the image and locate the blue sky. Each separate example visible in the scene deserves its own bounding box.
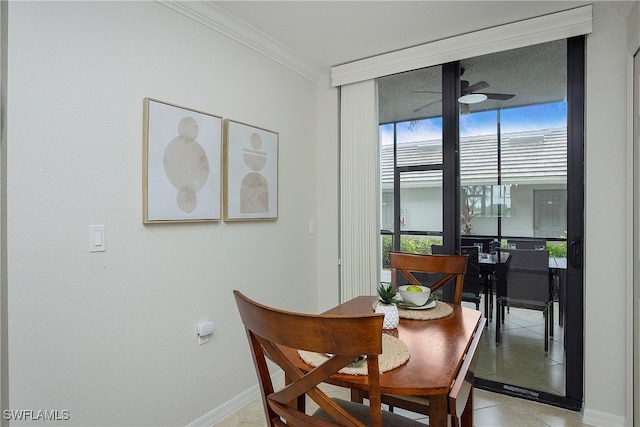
[380,101,567,145]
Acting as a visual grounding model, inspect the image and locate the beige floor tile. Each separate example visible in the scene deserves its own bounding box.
[214,398,266,427]
[217,302,587,426]
[213,388,591,426]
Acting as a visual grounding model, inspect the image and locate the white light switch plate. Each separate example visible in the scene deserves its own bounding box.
[89,225,105,252]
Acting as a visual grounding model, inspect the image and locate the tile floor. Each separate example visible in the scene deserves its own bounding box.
[214,383,592,426]
[473,300,566,395]
[217,301,589,426]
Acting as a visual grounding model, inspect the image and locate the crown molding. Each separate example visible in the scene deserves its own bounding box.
[158,1,324,83]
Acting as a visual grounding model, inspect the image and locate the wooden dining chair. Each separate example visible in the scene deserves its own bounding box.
[382,251,471,426]
[233,290,424,427]
[389,250,468,304]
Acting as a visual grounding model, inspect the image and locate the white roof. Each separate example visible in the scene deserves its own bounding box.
[381,128,567,188]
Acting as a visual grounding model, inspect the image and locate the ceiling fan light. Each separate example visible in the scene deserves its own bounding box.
[458,93,487,104]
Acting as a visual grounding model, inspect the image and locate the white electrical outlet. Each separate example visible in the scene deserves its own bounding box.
[197,321,215,345]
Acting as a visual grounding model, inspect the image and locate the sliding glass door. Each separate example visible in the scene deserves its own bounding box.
[377,37,584,410]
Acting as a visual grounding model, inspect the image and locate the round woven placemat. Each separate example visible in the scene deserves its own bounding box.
[297,334,409,376]
[372,301,453,320]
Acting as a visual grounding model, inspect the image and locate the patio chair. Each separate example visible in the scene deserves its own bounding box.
[506,239,546,250]
[461,237,492,254]
[429,246,484,314]
[460,246,484,313]
[495,248,552,352]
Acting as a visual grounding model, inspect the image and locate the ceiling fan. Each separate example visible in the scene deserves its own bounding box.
[413,79,515,113]
[459,80,515,102]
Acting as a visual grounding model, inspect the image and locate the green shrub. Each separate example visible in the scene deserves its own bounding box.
[381,235,567,269]
[381,235,443,269]
[547,241,567,257]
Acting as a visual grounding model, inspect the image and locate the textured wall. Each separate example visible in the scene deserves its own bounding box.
[4,1,637,426]
[7,2,318,425]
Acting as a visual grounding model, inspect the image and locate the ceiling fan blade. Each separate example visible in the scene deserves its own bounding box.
[413,99,441,113]
[483,92,515,100]
[464,81,489,94]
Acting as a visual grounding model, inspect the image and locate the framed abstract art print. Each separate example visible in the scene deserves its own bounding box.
[143,98,222,223]
[223,119,278,221]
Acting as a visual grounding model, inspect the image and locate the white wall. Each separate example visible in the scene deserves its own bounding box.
[5,1,639,426]
[629,3,640,426]
[583,2,636,425]
[7,2,319,425]
[391,184,567,237]
[400,187,443,232]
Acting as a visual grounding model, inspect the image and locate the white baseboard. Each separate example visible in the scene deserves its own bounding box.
[187,371,284,426]
[582,408,627,427]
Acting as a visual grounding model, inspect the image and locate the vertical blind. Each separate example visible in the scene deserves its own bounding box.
[339,80,379,302]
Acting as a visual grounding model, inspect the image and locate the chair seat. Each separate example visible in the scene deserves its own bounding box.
[313,398,425,427]
[462,291,481,304]
[498,296,549,311]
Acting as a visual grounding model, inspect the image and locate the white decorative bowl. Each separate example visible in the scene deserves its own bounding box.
[398,285,431,306]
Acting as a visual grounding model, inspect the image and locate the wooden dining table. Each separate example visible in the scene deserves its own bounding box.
[282,296,485,427]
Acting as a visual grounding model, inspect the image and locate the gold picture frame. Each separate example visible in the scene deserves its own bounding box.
[223,119,278,221]
[143,98,222,223]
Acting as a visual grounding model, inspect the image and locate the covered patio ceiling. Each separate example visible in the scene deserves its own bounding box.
[377,39,568,124]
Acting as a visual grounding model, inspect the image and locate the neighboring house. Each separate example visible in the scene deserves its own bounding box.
[381,128,567,237]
